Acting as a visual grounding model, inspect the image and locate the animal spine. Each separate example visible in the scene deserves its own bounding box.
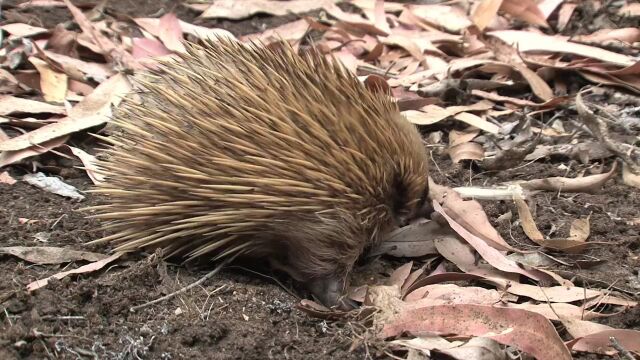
[88,37,430,307]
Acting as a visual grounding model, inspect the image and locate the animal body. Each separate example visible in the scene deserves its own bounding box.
[88,37,430,307]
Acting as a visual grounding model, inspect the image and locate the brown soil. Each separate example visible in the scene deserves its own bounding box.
[1,1,639,359]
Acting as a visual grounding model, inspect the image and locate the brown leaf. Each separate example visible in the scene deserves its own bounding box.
[471,0,504,31]
[568,216,590,242]
[29,57,68,103]
[502,283,602,303]
[61,0,138,69]
[134,18,236,42]
[514,197,545,245]
[573,28,640,47]
[402,101,494,126]
[404,284,504,307]
[131,38,172,59]
[27,253,122,291]
[42,50,114,83]
[0,246,108,265]
[622,162,640,189]
[380,304,572,360]
[449,142,484,163]
[431,186,516,252]
[471,89,568,108]
[67,145,104,184]
[17,0,66,9]
[388,262,413,288]
[377,220,442,258]
[567,329,640,356]
[435,200,556,283]
[519,163,617,193]
[500,0,549,28]
[0,96,66,116]
[618,3,640,16]
[0,171,16,185]
[0,135,69,167]
[489,30,635,67]
[1,23,48,39]
[0,73,130,152]
[158,13,186,53]
[454,112,499,134]
[242,19,311,43]
[200,0,337,20]
[406,4,472,33]
[47,24,79,57]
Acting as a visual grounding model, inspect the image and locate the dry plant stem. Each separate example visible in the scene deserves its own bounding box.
[576,90,640,174]
[129,255,236,313]
[609,337,635,360]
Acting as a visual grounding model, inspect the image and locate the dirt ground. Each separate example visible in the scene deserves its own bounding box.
[1,1,639,359]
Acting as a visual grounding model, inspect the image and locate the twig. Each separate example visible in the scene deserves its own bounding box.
[130,255,235,312]
[609,336,634,360]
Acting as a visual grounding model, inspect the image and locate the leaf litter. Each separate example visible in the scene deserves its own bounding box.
[0,0,639,359]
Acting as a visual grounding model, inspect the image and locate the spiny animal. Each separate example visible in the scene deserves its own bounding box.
[87,37,430,308]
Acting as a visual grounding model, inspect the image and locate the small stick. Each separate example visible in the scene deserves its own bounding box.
[130,256,234,313]
[609,336,634,360]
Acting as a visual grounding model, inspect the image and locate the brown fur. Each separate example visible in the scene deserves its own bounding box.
[87,37,429,306]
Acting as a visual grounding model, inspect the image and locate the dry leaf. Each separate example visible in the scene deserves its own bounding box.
[0,135,69,167]
[434,201,552,282]
[449,127,480,146]
[29,57,68,102]
[573,28,640,46]
[502,283,602,303]
[489,30,635,67]
[134,18,236,42]
[200,0,337,20]
[242,19,311,43]
[17,1,66,9]
[388,261,413,288]
[158,13,186,53]
[500,0,549,27]
[61,0,138,69]
[567,329,640,356]
[406,4,472,33]
[618,3,640,16]
[453,112,499,134]
[405,284,504,307]
[380,304,572,360]
[402,101,494,126]
[132,38,172,59]
[562,319,614,339]
[436,337,507,360]
[0,171,16,185]
[471,0,504,31]
[67,145,104,184]
[42,49,115,83]
[27,252,122,291]
[622,162,640,188]
[0,73,130,152]
[449,142,484,163]
[377,220,443,257]
[1,23,48,39]
[505,302,603,321]
[431,186,515,251]
[0,96,65,116]
[568,216,590,242]
[519,163,617,193]
[0,246,107,264]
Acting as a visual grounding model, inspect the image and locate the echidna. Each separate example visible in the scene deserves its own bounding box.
[88,37,430,308]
